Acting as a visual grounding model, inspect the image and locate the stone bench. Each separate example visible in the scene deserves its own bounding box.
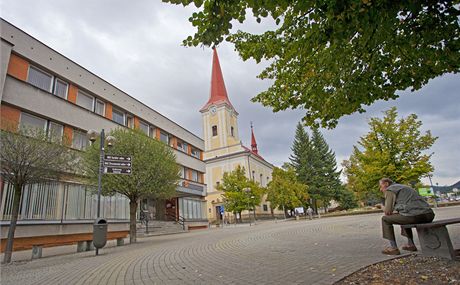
[401,218,460,260]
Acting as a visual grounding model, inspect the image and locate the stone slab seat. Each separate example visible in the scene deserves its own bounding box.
[401,218,460,260]
[0,230,129,257]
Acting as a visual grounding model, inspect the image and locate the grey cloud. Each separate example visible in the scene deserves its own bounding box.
[2,0,458,186]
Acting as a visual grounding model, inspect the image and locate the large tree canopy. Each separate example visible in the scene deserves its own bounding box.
[84,128,179,243]
[342,107,437,202]
[266,166,309,212]
[217,166,264,219]
[165,0,460,128]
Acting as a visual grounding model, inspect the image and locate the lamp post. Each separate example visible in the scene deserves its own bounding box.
[250,195,255,225]
[87,129,115,255]
[243,187,251,226]
[427,174,437,208]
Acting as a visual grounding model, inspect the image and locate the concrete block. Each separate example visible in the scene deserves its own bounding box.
[117,238,124,246]
[86,240,94,251]
[77,241,86,252]
[417,226,455,260]
[31,245,42,259]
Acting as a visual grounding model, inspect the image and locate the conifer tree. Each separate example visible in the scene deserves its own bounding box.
[310,128,343,210]
[289,122,314,189]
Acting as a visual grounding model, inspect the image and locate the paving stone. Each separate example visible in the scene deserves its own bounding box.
[1,206,458,284]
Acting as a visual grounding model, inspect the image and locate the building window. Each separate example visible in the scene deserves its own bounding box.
[126,115,134,128]
[231,126,234,137]
[180,167,186,179]
[177,140,188,153]
[260,174,263,186]
[139,121,149,136]
[160,131,169,144]
[28,66,52,92]
[191,170,199,182]
[76,91,94,111]
[20,112,47,131]
[216,181,220,188]
[149,126,156,138]
[263,204,268,211]
[95,99,105,116]
[72,129,88,150]
[48,121,63,142]
[252,171,255,181]
[53,78,68,99]
[112,108,125,125]
[212,125,218,136]
[191,148,201,159]
[178,198,206,220]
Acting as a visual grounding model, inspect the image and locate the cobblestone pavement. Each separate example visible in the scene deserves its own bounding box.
[1,206,459,285]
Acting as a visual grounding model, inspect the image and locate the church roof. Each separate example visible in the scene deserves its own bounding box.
[250,124,258,155]
[200,48,235,112]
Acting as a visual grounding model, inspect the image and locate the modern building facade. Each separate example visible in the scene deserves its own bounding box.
[0,19,207,248]
[201,49,281,222]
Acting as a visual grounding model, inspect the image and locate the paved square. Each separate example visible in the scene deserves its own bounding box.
[1,206,459,284]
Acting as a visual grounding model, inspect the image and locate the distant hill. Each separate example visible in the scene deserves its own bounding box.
[432,180,460,194]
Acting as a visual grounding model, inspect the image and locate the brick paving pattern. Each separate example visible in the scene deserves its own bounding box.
[1,206,459,285]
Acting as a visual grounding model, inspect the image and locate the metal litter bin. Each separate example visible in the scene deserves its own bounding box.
[93,218,108,249]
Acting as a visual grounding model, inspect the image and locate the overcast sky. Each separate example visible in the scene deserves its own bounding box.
[2,0,459,186]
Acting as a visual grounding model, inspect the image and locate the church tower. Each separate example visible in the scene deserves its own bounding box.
[200,48,241,158]
[200,48,278,222]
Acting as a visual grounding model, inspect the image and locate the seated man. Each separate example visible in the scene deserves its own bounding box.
[380,178,435,255]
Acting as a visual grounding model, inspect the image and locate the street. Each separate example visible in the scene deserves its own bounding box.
[1,206,459,285]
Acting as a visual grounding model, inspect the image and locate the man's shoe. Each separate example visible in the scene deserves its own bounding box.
[402,244,417,252]
[381,247,401,255]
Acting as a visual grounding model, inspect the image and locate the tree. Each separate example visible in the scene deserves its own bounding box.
[0,125,76,263]
[343,107,437,202]
[310,127,343,211]
[83,128,179,243]
[290,122,315,185]
[334,184,358,210]
[217,166,263,222]
[266,167,308,217]
[165,0,459,128]
[290,123,342,212]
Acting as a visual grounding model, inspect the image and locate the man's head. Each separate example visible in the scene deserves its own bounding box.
[379,178,394,192]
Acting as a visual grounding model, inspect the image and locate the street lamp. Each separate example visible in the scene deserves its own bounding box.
[426,174,438,208]
[250,195,255,225]
[87,129,115,255]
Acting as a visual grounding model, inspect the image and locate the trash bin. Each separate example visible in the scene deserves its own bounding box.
[93,218,108,249]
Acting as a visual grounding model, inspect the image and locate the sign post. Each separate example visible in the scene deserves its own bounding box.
[103,155,132,175]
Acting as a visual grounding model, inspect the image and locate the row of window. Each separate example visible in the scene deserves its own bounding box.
[18,111,205,180]
[25,64,203,159]
[178,197,207,220]
[19,111,88,150]
[1,180,129,221]
[180,167,202,183]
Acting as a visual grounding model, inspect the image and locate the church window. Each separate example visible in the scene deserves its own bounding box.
[231,126,234,137]
[212,125,218,136]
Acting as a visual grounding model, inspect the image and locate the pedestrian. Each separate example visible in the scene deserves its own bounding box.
[306,206,313,220]
[380,178,435,255]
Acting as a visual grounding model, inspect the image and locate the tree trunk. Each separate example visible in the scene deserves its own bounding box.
[129,199,137,244]
[3,184,22,263]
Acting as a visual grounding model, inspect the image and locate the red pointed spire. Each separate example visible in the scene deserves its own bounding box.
[251,122,258,155]
[200,48,235,112]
